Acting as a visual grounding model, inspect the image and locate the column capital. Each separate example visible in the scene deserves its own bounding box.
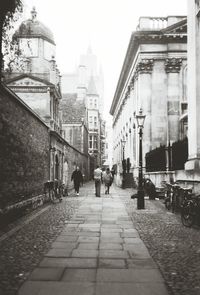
[136,59,154,74]
[165,58,182,73]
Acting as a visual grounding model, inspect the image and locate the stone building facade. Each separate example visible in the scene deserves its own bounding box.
[3,7,90,192]
[110,16,187,186]
[60,93,88,155]
[174,0,200,191]
[61,47,105,167]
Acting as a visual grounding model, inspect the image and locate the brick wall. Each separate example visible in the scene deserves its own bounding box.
[0,85,50,209]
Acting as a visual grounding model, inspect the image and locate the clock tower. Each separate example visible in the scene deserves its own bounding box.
[14,7,56,76]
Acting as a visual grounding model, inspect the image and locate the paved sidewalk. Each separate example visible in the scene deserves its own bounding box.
[18,183,169,295]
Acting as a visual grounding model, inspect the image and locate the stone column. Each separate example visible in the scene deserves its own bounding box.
[185,0,200,170]
[165,58,182,144]
[136,59,153,165]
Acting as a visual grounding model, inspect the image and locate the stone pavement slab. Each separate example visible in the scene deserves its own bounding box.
[29,267,64,281]
[99,243,123,250]
[18,281,95,295]
[95,283,169,295]
[99,259,126,269]
[18,182,170,295]
[40,257,98,268]
[96,269,164,282]
[61,269,96,282]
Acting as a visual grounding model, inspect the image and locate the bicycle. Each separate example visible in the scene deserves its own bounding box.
[171,184,181,213]
[181,190,200,227]
[44,180,63,203]
[164,183,173,211]
[164,183,182,213]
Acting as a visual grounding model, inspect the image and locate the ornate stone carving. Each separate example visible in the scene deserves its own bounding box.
[165,58,182,73]
[136,59,154,74]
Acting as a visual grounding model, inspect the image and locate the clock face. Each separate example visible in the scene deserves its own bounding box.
[19,38,38,57]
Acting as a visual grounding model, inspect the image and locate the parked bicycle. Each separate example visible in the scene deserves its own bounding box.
[164,182,173,211]
[44,180,63,203]
[164,183,182,213]
[181,190,200,227]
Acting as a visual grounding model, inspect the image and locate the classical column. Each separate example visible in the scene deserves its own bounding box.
[165,58,182,144]
[136,59,153,162]
[185,0,200,170]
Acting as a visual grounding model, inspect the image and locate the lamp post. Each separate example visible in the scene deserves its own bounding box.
[136,108,146,209]
[121,139,126,188]
[121,139,126,160]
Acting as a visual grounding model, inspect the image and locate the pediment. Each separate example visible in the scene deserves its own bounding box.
[7,76,48,87]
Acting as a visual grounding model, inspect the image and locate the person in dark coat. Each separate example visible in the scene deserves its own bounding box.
[71,166,83,196]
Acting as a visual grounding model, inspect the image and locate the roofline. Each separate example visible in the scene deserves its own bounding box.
[109,32,138,115]
[50,130,89,158]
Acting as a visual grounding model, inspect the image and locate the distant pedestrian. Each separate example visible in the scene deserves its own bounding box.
[93,165,102,197]
[103,168,113,194]
[71,166,83,196]
[111,167,115,178]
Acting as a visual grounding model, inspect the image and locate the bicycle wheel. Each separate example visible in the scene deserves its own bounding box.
[181,201,195,227]
[164,192,171,210]
[165,198,171,210]
[50,189,56,203]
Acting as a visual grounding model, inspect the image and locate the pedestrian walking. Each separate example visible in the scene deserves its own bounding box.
[103,167,113,194]
[93,165,102,197]
[111,167,115,178]
[71,166,83,196]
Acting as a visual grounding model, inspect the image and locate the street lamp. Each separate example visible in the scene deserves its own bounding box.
[136,108,146,209]
[121,139,126,189]
[121,139,126,160]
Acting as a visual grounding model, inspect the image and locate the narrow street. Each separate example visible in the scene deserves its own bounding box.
[0,182,199,295]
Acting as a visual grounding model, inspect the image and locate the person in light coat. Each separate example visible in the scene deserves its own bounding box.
[93,165,102,197]
[103,168,113,194]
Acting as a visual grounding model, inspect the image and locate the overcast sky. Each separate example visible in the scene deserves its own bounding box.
[22,0,187,121]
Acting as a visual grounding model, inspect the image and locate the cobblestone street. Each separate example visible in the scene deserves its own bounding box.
[125,197,200,295]
[0,182,200,295]
[0,195,82,295]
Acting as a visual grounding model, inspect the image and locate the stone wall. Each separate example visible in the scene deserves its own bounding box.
[0,85,50,209]
[0,84,91,213]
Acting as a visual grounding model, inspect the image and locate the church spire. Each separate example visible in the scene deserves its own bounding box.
[87,76,98,95]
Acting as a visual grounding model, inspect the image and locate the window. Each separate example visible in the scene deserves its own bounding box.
[89,116,93,124]
[94,116,97,128]
[94,99,97,108]
[89,136,93,149]
[89,98,93,108]
[94,136,98,149]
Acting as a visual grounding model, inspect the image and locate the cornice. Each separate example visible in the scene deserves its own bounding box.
[8,86,48,93]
